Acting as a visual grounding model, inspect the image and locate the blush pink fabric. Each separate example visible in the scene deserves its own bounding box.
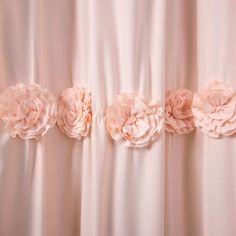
[57,87,92,139]
[165,88,195,134]
[0,0,236,236]
[106,92,163,147]
[0,83,57,139]
[192,81,236,137]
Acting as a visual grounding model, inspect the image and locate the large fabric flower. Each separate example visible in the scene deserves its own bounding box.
[106,92,163,148]
[57,87,92,139]
[165,88,195,134]
[0,83,57,139]
[192,81,236,137]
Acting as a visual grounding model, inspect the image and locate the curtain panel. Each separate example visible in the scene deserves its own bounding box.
[0,0,236,236]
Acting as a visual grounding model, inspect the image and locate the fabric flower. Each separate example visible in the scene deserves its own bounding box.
[165,88,195,134]
[106,92,163,148]
[192,81,236,137]
[57,87,92,139]
[0,83,57,139]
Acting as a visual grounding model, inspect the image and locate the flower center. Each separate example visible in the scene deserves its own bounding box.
[66,110,78,124]
[126,115,137,125]
[19,100,38,126]
[25,110,37,124]
[208,93,229,106]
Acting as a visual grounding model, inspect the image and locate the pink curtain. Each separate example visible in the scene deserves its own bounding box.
[0,0,236,235]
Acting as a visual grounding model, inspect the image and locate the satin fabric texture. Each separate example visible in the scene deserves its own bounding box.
[0,0,236,236]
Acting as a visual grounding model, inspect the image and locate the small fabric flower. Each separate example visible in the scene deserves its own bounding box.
[165,88,195,134]
[192,81,236,137]
[0,83,57,139]
[106,92,163,148]
[57,87,92,139]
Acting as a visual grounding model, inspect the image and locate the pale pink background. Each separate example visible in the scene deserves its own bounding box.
[0,0,236,236]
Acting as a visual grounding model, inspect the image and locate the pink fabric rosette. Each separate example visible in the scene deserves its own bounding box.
[0,83,57,139]
[57,87,92,139]
[192,81,236,137]
[165,88,195,134]
[106,92,163,148]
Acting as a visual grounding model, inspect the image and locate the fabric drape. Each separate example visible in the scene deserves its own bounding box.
[0,0,235,236]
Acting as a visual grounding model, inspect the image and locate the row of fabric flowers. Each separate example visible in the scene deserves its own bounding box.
[0,81,235,147]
